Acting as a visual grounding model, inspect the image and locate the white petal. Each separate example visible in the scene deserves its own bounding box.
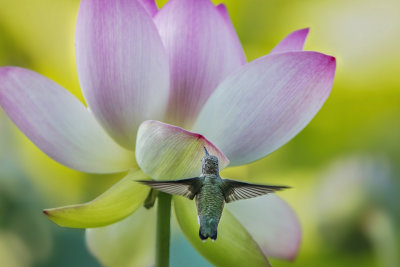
[155,0,245,128]
[0,67,134,173]
[193,51,336,166]
[76,0,170,149]
[228,195,301,260]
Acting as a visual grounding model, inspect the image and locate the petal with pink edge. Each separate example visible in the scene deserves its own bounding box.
[154,0,245,128]
[174,197,271,267]
[215,3,247,65]
[0,67,134,173]
[76,0,169,149]
[270,28,310,54]
[138,0,158,16]
[193,51,336,166]
[227,194,301,260]
[43,168,150,228]
[86,207,155,267]
[135,120,229,180]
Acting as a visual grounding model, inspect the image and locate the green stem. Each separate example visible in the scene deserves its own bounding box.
[156,192,172,267]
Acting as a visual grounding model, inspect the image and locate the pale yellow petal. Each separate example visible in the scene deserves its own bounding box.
[44,168,150,228]
[174,197,271,267]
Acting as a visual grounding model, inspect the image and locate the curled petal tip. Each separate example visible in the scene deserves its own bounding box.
[216,3,227,14]
[270,28,310,54]
[136,120,229,180]
[300,27,310,33]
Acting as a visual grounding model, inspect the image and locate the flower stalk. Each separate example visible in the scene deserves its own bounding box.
[156,192,172,267]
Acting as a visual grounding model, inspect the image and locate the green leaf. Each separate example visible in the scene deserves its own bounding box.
[173,197,271,267]
[43,168,150,228]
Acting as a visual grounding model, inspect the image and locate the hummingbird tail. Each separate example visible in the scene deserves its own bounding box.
[199,227,218,241]
[199,229,207,241]
[211,232,217,241]
[199,218,218,241]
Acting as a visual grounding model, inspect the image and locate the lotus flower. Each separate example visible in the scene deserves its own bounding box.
[0,0,336,266]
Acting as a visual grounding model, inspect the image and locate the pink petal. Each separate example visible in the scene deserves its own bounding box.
[135,120,229,180]
[215,3,247,65]
[154,0,245,128]
[76,0,170,149]
[0,67,134,173]
[227,195,301,260]
[270,28,310,54]
[193,51,336,166]
[138,0,158,16]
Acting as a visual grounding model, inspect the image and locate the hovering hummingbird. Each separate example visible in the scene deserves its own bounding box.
[138,147,289,241]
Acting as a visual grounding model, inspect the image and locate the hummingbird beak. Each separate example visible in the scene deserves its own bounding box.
[203,146,209,156]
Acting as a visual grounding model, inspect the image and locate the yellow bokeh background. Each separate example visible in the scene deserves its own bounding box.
[0,0,399,266]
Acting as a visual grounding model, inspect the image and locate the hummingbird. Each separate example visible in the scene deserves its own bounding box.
[138,147,289,241]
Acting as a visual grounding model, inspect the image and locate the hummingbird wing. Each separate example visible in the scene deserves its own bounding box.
[220,179,289,203]
[137,177,203,200]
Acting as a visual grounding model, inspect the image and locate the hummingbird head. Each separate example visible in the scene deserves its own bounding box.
[202,147,219,175]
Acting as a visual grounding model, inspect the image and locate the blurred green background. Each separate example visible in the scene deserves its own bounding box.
[0,0,399,266]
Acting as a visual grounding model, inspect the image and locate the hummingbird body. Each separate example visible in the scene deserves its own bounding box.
[196,174,225,240]
[138,147,289,241]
